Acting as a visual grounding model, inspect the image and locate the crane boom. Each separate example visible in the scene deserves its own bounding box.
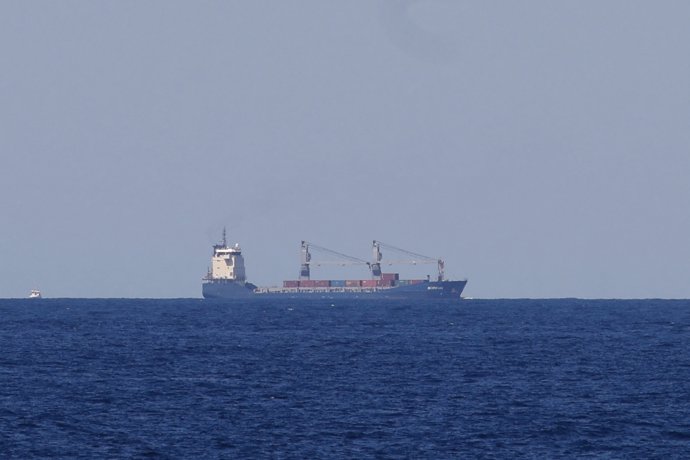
[372,240,446,281]
[300,241,370,280]
[303,241,370,265]
[373,241,437,262]
[298,240,447,282]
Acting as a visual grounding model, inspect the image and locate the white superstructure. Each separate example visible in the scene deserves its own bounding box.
[206,229,246,282]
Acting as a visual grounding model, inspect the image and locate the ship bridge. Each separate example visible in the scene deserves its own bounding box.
[207,229,246,282]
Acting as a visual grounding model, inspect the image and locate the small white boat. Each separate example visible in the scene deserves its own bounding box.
[29,289,42,299]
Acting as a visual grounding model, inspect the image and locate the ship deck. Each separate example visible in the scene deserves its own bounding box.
[253,286,393,295]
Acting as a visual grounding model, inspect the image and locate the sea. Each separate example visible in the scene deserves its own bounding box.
[1,298,689,459]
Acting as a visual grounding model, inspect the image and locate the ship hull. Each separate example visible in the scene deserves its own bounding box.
[202,280,256,299]
[202,279,467,300]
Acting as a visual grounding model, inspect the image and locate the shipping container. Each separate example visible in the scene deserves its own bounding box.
[408,279,425,285]
[377,279,393,287]
[361,279,378,287]
[345,280,361,287]
[330,280,346,287]
[283,280,299,288]
[300,280,317,288]
[397,280,410,286]
[381,273,399,281]
[313,280,330,287]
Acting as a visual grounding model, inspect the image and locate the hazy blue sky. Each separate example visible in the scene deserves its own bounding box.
[2,1,689,298]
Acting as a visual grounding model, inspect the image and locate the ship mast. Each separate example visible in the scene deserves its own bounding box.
[300,241,311,280]
[371,241,383,278]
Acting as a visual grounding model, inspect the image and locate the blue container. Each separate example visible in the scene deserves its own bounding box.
[330,280,346,287]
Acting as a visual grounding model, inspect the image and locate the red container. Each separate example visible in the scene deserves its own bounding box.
[314,280,330,287]
[408,279,424,285]
[377,279,393,287]
[345,280,361,287]
[283,280,299,288]
[300,280,317,288]
[381,273,399,281]
[361,279,377,287]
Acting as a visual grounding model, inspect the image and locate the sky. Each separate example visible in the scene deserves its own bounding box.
[1,1,689,298]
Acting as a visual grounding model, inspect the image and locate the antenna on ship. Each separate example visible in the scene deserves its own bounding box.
[222,227,227,247]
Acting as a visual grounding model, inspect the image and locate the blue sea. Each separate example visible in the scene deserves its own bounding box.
[1,298,690,458]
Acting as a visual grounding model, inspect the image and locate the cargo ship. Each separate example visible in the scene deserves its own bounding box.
[201,230,467,300]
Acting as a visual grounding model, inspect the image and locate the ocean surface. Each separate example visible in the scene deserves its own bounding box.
[1,298,690,459]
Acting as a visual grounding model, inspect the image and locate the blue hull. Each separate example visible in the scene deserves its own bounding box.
[202,280,256,299]
[202,280,467,300]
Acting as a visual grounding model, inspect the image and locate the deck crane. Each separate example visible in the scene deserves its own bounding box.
[299,241,371,280]
[372,240,446,282]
